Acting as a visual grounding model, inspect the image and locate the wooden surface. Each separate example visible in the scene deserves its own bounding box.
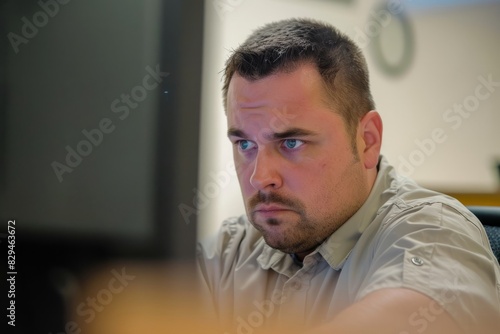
[69,262,220,334]
[443,192,500,206]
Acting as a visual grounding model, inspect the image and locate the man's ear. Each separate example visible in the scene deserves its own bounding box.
[358,111,383,169]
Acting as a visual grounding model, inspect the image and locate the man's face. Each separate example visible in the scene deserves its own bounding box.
[226,63,374,257]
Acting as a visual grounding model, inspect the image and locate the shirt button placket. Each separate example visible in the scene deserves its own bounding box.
[291,281,302,290]
[278,275,308,329]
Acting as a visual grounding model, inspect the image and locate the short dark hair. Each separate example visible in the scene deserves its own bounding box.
[222,18,375,144]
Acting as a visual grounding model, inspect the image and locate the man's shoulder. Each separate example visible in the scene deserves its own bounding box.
[373,177,484,242]
[364,156,480,233]
[387,178,481,226]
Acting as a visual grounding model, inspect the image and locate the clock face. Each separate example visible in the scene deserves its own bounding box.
[369,3,415,78]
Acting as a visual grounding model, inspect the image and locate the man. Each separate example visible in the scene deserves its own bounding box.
[197,18,500,334]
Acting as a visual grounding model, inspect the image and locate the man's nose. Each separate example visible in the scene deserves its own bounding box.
[249,148,283,191]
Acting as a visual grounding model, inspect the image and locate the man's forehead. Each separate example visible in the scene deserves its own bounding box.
[227,64,324,108]
[226,74,274,110]
[227,103,302,132]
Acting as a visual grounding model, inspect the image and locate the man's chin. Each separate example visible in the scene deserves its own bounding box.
[252,210,299,224]
[252,218,290,237]
[261,231,303,253]
[259,226,324,255]
[262,239,314,256]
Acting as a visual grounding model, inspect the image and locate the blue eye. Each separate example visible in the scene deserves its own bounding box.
[283,139,304,150]
[238,140,256,151]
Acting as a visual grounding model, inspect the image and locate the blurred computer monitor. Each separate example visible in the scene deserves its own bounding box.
[0,0,204,332]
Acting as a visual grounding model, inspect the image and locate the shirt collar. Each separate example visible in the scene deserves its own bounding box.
[318,155,397,269]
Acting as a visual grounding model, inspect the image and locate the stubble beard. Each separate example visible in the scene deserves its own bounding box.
[248,192,341,255]
[246,158,368,255]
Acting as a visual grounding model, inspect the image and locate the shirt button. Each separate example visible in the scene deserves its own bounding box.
[291,281,302,290]
[411,257,424,266]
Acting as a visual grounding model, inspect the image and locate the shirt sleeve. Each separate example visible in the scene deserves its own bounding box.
[356,201,500,333]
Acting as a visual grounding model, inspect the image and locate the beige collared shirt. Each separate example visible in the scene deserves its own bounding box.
[197,156,500,333]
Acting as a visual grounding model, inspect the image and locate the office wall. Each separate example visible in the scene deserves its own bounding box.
[198,0,500,238]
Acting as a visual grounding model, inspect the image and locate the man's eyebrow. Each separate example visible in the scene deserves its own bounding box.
[227,127,318,139]
[227,128,247,138]
[270,128,319,140]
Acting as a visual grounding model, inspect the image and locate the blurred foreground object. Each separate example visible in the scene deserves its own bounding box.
[71,262,219,334]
